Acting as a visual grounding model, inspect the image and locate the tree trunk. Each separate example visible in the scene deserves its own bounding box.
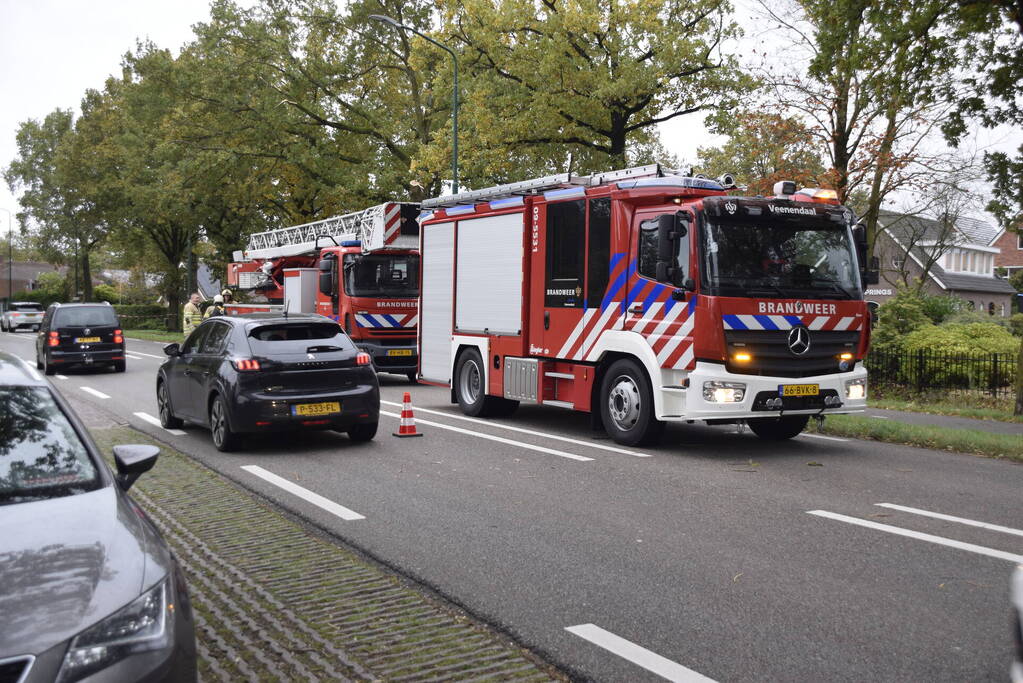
[80,247,93,302]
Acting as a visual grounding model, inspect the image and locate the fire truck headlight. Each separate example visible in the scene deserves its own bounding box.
[845,378,866,400]
[703,381,746,403]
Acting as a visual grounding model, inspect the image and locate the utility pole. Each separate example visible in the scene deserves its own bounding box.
[1,208,13,308]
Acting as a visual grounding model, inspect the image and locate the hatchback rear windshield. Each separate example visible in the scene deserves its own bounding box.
[247,322,354,355]
[0,386,100,505]
[53,306,119,328]
[11,303,42,312]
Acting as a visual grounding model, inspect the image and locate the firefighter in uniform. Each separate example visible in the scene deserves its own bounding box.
[183,292,202,336]
[203,294,226,319]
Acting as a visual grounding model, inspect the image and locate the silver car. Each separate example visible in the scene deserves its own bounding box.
[1,301,44,332]
[0,350,197,682]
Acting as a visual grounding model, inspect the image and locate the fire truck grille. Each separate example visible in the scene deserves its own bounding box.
[724,330,860,378]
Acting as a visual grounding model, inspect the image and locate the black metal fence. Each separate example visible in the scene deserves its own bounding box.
[865,348,1019,399]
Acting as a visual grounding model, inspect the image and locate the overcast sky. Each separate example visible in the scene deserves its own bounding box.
[0,0,1016,240]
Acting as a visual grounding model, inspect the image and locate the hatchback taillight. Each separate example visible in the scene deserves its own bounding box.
[233,359,261,371]
[114,328,123,344]
[48,331,59,347]
[356,352,372,366]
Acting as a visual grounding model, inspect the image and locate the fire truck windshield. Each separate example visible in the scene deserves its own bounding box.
[700,219,861,300]
[343,253,420,299]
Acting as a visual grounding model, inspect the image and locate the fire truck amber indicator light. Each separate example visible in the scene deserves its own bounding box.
[734,352,752,362]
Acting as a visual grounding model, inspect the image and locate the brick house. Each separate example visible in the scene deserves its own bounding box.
[989,223,1023,279]
[0,259,66,299]
[867,212,1016,316]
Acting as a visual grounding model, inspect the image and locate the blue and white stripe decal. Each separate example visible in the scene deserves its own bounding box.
[723,314,856,331]
[355,313,418,329]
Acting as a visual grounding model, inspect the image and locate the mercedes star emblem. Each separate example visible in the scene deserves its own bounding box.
[787,325,811,355]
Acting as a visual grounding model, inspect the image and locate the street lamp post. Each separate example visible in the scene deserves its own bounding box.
[369,14,459,194]
[0,208,12,308]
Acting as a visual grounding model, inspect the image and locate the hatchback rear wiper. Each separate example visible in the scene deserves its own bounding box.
[306,345,344,353]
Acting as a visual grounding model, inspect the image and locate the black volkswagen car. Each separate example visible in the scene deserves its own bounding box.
[35,302,126,374]
[157,314,380,451]
[0,350,196,682]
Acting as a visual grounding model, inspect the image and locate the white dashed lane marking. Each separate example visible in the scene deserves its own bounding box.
[241,465,365,521]
[80,386,110,400]
[133,411,186,436]
[566,624,717,682]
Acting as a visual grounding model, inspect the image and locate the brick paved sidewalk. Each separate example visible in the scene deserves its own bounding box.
[93,426,562,682]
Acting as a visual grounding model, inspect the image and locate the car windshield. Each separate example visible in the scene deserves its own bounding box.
[701,217,861,299]
[343,253,419,299]
[53,306,119,327]
[247,322,355,356]
[0,386,100,505]
[11,303,42,312]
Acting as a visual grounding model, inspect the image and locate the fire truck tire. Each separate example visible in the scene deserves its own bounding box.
[747,415,809,440]
[600,359,665,446]
[455,348,518,417]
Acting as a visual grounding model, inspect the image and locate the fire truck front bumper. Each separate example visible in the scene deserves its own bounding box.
[356,339,418,374]
[660,361,868,422]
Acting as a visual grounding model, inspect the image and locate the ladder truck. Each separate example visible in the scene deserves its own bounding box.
[228,202,422,380]
[417,164,877,445]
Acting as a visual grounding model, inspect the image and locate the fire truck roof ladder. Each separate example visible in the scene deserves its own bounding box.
[421,163,692,210]
[241,202,416,261]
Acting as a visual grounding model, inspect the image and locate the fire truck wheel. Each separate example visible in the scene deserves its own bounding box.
[600,359,665,447]
[747,415,809,440]
[455,348,518,417]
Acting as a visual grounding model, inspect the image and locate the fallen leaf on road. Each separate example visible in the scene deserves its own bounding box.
[733,572,743,583]
[806,461,823,467]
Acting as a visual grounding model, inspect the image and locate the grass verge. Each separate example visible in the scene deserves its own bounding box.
[124,329,183,343]
[869,396,1023,424]
[812,414,1023,462]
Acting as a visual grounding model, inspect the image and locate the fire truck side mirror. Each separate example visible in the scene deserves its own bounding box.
[318,256,336,296]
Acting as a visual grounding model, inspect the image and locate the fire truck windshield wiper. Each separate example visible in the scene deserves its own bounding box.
[811,277,856,300]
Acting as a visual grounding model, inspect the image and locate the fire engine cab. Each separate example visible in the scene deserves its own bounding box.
[227,202,421,379]
[417,164,875,445]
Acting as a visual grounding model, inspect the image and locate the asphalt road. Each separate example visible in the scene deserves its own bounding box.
[5,329,1021,682]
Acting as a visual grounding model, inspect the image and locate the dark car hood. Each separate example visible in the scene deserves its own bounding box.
[0,486,164,656]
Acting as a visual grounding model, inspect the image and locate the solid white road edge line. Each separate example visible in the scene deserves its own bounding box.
[876,503,1023,538]
[125,354,144,360]
[807,510,1023,564]
[133,411,187,436]
[380,410,593,462]
[241,465,365,521]
[565,624,717,683]
[799,433,848,442]
[870,415,890,419]
[56,374,69,380]
[80,386,110,400]
[380,400,649,457]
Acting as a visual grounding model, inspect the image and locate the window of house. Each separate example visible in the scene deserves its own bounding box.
[891,256,905,269]
[1018,233,1023,249]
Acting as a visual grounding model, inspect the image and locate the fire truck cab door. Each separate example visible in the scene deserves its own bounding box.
[530,197,614,361]
[624,209,697,371]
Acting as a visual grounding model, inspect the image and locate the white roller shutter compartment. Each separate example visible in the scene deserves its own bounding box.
[455,212,524,335]
[420,221,455,383]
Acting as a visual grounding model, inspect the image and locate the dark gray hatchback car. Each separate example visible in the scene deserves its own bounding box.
[0,351,196,682]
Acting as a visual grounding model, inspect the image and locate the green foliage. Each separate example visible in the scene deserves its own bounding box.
[871,289,932,350]
[9,271,69,307]
[1009,268,1023,293]
[944,309,1011,328]
[903,322,1019,355]
[892,322,1020,389]
[92,283,119,303]
[918,294,967,324]
[1009,313,1023,337]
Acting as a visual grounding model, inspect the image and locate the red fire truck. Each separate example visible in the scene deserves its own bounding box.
[417,164,876,445]
[227,202,422,379]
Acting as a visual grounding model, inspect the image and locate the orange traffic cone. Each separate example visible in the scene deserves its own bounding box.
[393,391,423,438]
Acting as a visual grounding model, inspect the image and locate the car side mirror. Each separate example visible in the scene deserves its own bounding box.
[163,342,180,357]
[113,444,160,490]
